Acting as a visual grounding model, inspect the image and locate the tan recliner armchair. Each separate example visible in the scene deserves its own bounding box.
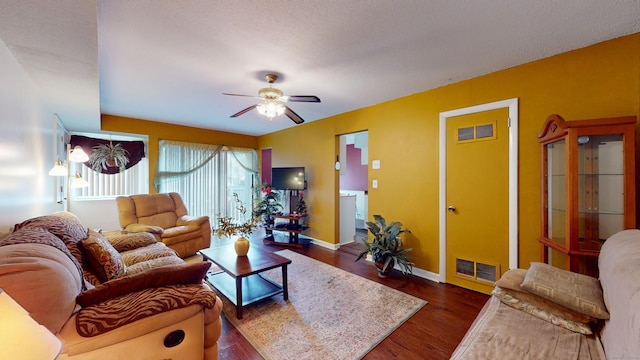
[116,192,211,258]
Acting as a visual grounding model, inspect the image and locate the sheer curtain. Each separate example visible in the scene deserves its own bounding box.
[155,140,259,224]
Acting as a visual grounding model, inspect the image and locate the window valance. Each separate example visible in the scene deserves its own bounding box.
[70,135,146,175]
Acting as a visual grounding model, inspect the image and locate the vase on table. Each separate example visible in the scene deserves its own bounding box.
[234,237,250,256]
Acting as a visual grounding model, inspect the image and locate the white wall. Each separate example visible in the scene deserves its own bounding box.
[0,38,56,233]
[70,199,121,231]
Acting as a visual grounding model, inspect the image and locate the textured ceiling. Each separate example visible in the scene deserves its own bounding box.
[1,1,639,135]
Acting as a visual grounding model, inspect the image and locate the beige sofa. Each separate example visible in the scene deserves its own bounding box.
[452,229,640,359]
[116,192,211,258]
[0,212,222,360]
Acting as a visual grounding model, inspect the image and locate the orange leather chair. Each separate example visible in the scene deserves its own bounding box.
[116,192,211,258]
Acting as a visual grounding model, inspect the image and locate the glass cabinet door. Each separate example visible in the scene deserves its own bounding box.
[546,139,566,247]
[577,134,625,252]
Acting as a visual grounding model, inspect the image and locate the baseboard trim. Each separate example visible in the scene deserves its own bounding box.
[306,238,441,283]
[308,237,340,250]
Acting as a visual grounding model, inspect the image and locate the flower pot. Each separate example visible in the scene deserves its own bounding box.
[106,158,117,167]
[375,258,394,278]
[234,237,250,256]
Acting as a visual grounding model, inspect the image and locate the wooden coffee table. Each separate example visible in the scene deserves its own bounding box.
[199,245,291,319]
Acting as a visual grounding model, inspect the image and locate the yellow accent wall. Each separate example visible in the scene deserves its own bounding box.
[99,34,639,275]
[101,115,258,192]
[258,34,640,273]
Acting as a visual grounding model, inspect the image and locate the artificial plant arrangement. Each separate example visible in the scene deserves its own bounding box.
[216,192,260,256]
[253,183,283,224]
[216,193,260,238]
[89,142,130,173]
[294,192,307,214]
[355,214,414,277]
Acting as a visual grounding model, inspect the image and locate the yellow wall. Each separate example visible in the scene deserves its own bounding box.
[101,115,258,191]
[257,34,640,273]
[99,34,639,275]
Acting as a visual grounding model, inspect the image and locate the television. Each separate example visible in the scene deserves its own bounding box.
[271,167,306,190]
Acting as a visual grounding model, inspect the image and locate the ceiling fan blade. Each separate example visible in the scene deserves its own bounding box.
[230,104,258,118]
[223,93,256,98]
[286,95,321,103]
[284,106,305,124]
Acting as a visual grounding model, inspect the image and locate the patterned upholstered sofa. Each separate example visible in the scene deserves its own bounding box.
[0,212,223,360]
[452,230,640,359]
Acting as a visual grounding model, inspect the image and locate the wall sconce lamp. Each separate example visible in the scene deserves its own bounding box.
[0,288,62,359]
[334,155,341,171]
[70,173,90,189]
[68,145,89,163]
[48,160,67,176]
[48,146,90,176]
[48,145,90,209]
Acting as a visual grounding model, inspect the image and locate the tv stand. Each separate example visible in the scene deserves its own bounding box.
[264,213,310,248]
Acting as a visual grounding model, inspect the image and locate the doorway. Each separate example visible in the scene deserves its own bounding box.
[439,98,518,294]
[337,131,369,246]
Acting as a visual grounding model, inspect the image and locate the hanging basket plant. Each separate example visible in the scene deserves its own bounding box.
[89,142,130,173]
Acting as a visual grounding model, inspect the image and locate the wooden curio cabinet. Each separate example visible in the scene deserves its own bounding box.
[538,114,636,277]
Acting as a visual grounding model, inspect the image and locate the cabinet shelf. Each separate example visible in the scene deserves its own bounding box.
[549,208,624,215]
[265,227,308,234]
[264,213,310,248]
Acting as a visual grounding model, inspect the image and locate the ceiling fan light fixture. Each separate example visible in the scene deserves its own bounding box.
[224,72,319,124]
[257,101,285,120]
[258,87,283,100]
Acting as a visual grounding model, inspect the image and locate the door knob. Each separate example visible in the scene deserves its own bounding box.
[447,206,456,212]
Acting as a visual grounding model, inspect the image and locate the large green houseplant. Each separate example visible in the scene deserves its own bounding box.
[355,214,413,277]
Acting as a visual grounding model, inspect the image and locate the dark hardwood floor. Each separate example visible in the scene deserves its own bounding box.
[213,233,489,360]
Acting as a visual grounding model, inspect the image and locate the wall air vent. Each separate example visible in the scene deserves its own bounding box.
[455,257,499,284]
[456,123,496,143]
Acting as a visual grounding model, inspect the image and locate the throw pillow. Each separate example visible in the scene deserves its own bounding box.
[81,229,127,282]
[106,232,157,252]
[492,287,593,335]
[496,268,595,324]
[521,262,609,319]
[76,261,211,307]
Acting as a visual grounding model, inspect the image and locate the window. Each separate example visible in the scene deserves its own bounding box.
[73,133,149,199]
[155,140,258,223]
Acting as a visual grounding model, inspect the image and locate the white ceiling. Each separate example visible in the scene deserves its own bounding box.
[1,1,639,136]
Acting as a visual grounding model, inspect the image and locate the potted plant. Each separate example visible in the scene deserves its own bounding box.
[355,214,414,278]
[216,193,260,256]
[89,142,130,172]
[252,183,283,226]
[294,192,307,215]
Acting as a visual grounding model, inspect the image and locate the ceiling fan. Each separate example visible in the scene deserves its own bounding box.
[223,73,321,124]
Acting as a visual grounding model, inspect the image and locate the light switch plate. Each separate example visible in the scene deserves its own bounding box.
[372,160,380,169]
[372,180,378,188]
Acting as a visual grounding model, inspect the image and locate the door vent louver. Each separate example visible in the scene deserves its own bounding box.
[457,123,496,142]
[455,258,498,283]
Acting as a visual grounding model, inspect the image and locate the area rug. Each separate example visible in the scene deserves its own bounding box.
[218,250,427,360]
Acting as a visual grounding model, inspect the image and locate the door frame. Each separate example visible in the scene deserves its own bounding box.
[438,98,519,283]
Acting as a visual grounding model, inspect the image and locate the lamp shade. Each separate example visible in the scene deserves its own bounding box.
[48,160,67,176]
[0,289,61,359]
[70,173,89,189]
[68,146,89,163]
